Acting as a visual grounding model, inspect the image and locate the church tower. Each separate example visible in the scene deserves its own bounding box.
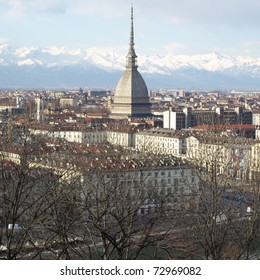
[110,6,152,119]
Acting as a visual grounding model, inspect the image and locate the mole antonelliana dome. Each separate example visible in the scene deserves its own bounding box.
[110,6,152,119]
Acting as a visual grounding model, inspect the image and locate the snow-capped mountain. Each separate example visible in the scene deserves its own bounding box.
[0,44,260,89]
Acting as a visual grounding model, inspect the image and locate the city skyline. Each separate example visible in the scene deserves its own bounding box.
[0,0,260,58]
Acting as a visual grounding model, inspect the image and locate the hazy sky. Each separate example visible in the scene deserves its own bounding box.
[0,0,260,57]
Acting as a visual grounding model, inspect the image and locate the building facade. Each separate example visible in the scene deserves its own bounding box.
[186,135,254,180]
[135,128,188,156]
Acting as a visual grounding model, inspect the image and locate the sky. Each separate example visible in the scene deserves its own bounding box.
[0,0,260,58]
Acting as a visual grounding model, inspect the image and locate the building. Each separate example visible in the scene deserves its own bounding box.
[252,110,260,125]
[186,134,254,180]
[110,6,152,119]
[163,107,192,130]
[256,127,260,140]
[190,124,256,139]
[135,128,189,156]
[216,106,252,125]
[81,157,199,214]
[36,97,46,122]
[29,123,137,147]
[30,125,107,145]
[0,141,200,214]
[164,106,253,129]
[251,142,260,179]
[192,109,218,126]
[107,130,135,147]
[60,97,78,110]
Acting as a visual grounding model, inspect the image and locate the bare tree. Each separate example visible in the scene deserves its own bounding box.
[184,131,260,259]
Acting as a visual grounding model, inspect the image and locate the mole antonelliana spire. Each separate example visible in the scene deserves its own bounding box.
[127,5,137,68]
[110,5,152,119]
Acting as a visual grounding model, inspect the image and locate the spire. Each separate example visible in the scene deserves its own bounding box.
[126,4,137,68]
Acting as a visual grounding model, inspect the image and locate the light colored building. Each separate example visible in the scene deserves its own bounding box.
[186,134,254,180]
[0,143,200,214]
[252,110,260,125]
[250,142,260,179]
[30,125,107,144]
[60,98,78,109]
[163,109,185,130]
[83,162,199,214]
[256,127,260,140]
[107,131,135,147]
[29,123,260,181]
[135,128,188,156]
[36,97,46,122]
[30,124,137,147]
[163,107,192,130]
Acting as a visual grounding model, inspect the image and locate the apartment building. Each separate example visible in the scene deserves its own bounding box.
[164,106,252,129]
[82,159,199,214]
[186,134,254,180]
[29,125,107,144]
[135,128,190,156]
[0,141,200,215]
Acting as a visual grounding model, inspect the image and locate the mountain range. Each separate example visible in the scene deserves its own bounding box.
[0,44,260,90]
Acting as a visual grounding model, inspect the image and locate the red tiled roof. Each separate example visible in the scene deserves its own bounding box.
[192,124,255,131]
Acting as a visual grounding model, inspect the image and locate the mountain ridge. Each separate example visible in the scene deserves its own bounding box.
[0,44,260,89]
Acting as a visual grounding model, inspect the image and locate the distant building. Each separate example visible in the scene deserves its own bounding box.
[164,106,252,129]
[192,109,218,126]
[252,110,260,125]
[163,107,192,130]
[190,124,256,139]
[36,97,45,122]
[30,125,107,145]
[110,6,152,119]
[60,97,78,109]
[216,106,252,125]
[255,126,260,140]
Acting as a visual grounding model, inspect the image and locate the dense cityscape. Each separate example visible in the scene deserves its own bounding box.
[0,4,260,262]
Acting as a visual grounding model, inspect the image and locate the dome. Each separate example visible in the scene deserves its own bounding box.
[114,68,149,102]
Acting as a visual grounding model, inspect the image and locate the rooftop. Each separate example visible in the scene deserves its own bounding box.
[136,128,193,138]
